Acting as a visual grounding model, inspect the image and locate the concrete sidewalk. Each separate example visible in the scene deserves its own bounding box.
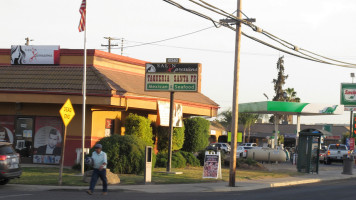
[7,168,356,193]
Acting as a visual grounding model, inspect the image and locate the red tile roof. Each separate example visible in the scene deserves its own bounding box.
[0,64,219,108]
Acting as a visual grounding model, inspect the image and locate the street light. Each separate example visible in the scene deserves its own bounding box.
[351,73,355,83]
[263,93,269,101]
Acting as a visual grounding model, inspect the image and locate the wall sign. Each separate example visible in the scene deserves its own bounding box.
[11,45,60,65]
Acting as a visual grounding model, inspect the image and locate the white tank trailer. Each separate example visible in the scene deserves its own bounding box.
[246,148,287,162]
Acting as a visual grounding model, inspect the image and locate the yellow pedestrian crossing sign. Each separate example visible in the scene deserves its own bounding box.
[59,99,75,127]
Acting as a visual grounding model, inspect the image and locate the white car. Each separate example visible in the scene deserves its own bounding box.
[240,143,258,147]
[236,146,253,158]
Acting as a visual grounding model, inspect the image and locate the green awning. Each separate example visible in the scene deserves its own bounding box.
[239,101,344,116]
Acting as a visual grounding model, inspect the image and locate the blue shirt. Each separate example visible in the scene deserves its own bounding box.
[91,151,107,169]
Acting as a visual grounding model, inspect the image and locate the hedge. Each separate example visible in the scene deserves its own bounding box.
[124,113,153,145]
[155,151,200,168]
[157,126,185,151]
[182,117,210,152]
[90,135,156,174]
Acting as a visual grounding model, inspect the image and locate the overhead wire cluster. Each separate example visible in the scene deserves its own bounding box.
[163,0,356,68]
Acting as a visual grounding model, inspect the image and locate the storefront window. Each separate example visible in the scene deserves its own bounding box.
[0,116,15,144]
[33,116,63,165]
[15,117,34,158]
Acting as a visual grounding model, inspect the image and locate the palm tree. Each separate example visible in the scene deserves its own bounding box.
[239,113,259,143]
[284,88,301,123]
[285,88,300,102]
[218,109,232,131]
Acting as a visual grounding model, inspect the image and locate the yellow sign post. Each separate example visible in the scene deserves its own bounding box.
[59,99,75,127]
[58,99,75,185]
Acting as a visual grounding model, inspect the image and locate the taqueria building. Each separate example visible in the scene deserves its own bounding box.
[0,46,219,166]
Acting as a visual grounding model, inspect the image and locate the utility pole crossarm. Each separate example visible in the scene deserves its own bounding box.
[101,37,119,53]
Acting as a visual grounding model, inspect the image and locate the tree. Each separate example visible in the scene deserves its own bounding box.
[285,88,300,102]
[157,126,185,151]
[218,109,232,131]
[239,113,259,143]
[270,56,288,124]
[272,56,288,102]
[182,117,210,152]
[124,113,153,145]
[284,87,301,123]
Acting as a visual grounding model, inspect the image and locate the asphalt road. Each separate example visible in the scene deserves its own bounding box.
[1,178,356,200]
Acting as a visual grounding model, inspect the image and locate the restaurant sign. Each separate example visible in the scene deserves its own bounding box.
[145,63,200,92]
[11,45,60,65]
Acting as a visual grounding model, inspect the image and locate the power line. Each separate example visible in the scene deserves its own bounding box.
[122,26,214,49]
[163,0,356,68]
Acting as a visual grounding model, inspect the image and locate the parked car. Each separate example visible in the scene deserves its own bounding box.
[206,143,231,153]
[236,146,253,158]
[325,144,349,165]
[240,143,258,147]
[0,142,22,185]
[319,149,326,164]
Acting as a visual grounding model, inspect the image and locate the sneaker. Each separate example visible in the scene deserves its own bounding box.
[102,192,108,195]
[86,190,93,195]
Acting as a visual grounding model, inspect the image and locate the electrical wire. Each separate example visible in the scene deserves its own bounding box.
[163,0,356,68]
[194,0,356,67]
[120,26,214,49]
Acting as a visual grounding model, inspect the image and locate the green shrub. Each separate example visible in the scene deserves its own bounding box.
[72,163,92,171]
[124,113,153,145]
[90,135,156,174]
[157,126,185,151]
[179,151,200,167]
[182,117,210,152]
[172,151,186,168]
[155,151,186,168]
[197,150,206,166]
[236,158,258,167]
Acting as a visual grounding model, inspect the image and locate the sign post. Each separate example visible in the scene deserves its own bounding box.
[350,138,355,151]
[58,99,75,185]
[145,59,200,173]
[340,83,356,138]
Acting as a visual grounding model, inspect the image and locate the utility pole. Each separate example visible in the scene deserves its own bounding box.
[219,0,256,187]
[120,38,124,55]
[228,0,242,187]
[25,37,33,45]
[101,37,119,53]
[350,73,355,138]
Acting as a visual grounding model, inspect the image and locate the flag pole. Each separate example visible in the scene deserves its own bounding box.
[81,1,87,176]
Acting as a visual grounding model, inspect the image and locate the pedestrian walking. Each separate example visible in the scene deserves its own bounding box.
[86,144,108,195]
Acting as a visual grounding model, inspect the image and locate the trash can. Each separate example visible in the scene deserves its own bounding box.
[342,156,354,175]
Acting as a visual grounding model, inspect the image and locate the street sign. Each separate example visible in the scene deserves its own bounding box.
[344,107,356,111]
[58,98,75,185]
[350,138,355,151]
[145,63,200,92]
[166,58,180,63]
[59,99,75,127]
[340,83,356,106]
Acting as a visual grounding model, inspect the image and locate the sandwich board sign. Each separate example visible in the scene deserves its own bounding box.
[203,151,222,179]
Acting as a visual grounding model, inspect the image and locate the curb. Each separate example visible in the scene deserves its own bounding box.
[270,179,322,187]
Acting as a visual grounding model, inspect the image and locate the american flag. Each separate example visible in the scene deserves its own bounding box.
[78,0,86,32]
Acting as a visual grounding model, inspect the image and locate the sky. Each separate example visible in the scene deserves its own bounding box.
[1,0,356,124]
